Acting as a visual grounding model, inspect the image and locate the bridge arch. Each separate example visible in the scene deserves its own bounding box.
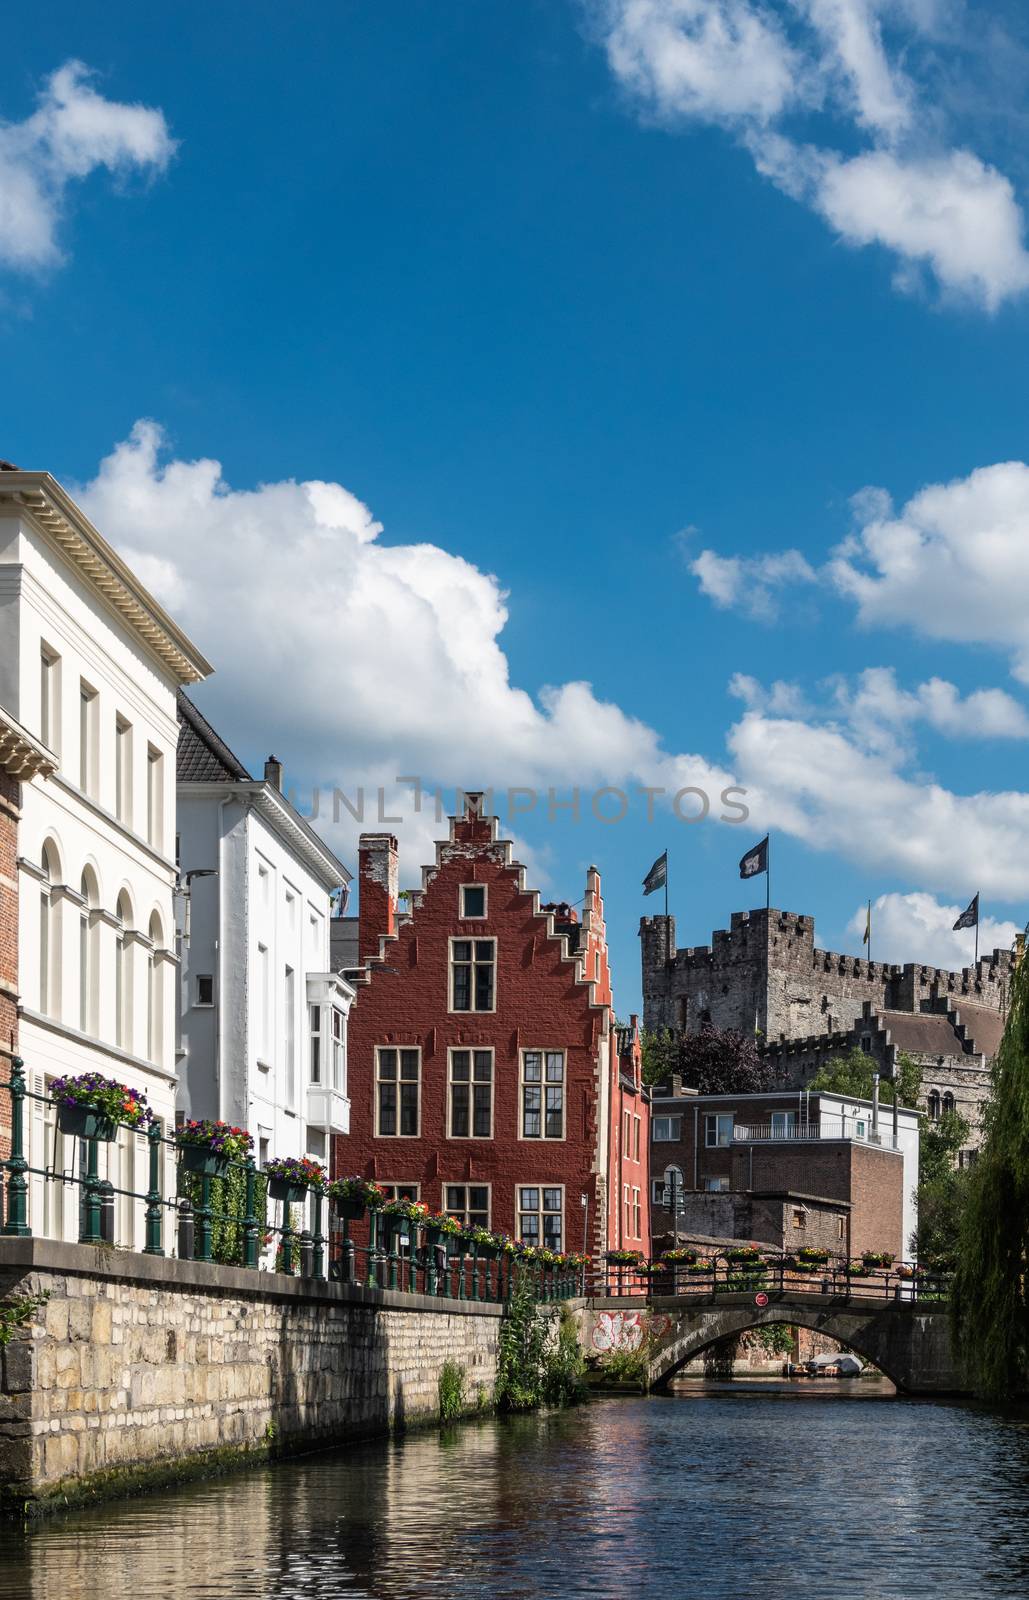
[607,1296,963,1395]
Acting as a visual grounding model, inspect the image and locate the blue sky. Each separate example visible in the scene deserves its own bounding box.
[5,1,1029,1012]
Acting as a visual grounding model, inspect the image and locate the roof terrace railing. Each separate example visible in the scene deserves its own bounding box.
[732,1118,899,1150]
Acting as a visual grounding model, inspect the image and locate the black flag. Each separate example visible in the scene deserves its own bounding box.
[739,836,768,879]
[953,893,979,932]
[642,851,667,896]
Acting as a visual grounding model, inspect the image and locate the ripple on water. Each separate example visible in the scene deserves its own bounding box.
[1,1396,1029,1600]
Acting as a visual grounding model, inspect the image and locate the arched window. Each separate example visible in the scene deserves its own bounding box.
[927,1090,941,1122]
[79,868,99,1036]
[116,891,133,1051]
[147,912,164,1066]
[942,1092,955,1116]
[39,840,59,1016]
[657,1164,685,1208]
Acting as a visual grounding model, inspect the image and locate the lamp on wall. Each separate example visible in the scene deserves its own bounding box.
[176,868,217,946]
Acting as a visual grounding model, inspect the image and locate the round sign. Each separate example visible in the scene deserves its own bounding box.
[754,1291,769,1308]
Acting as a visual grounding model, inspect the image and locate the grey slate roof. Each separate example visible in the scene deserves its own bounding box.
[330,916,360,974]
[177,691,251,783]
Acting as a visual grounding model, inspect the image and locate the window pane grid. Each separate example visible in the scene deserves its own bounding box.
[451,938,496,1012]
[522,1051,564,1138]
[377,1047,420,1136]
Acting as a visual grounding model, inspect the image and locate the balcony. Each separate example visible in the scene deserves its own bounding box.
[732,1118,898,1150]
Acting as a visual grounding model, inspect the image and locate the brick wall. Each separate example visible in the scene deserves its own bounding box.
[336,805,632,1258]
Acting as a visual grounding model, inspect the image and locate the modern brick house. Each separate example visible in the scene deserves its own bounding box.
[650,1083,920,1260]
[333,796,649,1257]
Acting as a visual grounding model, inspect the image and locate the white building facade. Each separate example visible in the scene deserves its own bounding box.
[0,466,212,1246]
[175,694,353,1174]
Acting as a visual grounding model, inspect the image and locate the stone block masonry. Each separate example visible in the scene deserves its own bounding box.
[0,1239,502,1510]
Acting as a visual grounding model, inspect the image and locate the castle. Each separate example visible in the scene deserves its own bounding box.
[640,907,1015,1153]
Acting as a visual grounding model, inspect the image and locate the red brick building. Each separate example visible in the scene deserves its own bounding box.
[333,796,649,1257]
[0,704,57,1160]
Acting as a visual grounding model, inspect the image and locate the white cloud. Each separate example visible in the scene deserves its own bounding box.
[847,891,1020,968]
[815,146,1029,309]
[729,707,1029,897]
[592,0,1029,308]
[801,0,914,139]
[690,545,816,618]
[0,60,174,272]
[832,462,1029,680]
[79,423,735,856]
[78,424,1029,914]
[600,0,805,124]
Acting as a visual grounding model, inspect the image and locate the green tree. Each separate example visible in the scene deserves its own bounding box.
[952,953,1029,1403]
[640,1027,678,1087]
[912,1108,972,1267]
[679,1025,775,1095]
[808,1047,921,1108]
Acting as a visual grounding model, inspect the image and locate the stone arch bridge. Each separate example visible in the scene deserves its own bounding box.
[578,1291,962,1394]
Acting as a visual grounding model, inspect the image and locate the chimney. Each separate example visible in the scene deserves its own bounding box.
[359,833,399,963]
[264,755,283,791]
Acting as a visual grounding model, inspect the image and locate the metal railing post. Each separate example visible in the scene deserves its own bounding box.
[243,1159,259,1269]
[2,1058,31,1237]
[81,1134,103,1244]
[311,1191,325,1280]
[144,1121,164,1255]
[195,1173,213,1262]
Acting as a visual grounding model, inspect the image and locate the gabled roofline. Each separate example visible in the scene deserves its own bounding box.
[177,690,251,780]
[177,779,352,891]
[0,472,213,685]
[347,809,611,1025]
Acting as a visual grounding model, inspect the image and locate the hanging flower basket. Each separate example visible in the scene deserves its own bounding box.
[52,1072,152,1141]
[264,1156,326,1204]
[328,1176,385,1220]
[796,1247,830,1265]
[861,1251,895,1268]
[726,1245,764,1265]
[176,1119,253,1178]
[469,1226,500,1258]
[606,1249,643,1267]
[425,1212,463,1242]
[661,1248,697,1265]
[687,1259,714,1275]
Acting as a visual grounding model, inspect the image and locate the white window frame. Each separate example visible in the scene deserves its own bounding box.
[448,1047,494,1139]
[652,1115,682,1142]
[448,935,496,1013]
[459,882,488,920]
[770,1111,796,1139]
[702,1176,729,1193]
[284,965,296,1107]
[40,643,60,757]
[704,1113,734,1148]
[195,974,215,1008]
[375,1046,422,1138]
[115,715,132,826]
[519,1049,566,1141]
[146,744,164,850]
[79,680,98,797]
[517,1184,564,1252]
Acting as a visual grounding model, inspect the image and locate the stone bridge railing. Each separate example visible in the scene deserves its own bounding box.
[575,1290,962,1394]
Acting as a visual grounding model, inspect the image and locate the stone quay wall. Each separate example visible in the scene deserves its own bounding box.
[0,1238,503,1510]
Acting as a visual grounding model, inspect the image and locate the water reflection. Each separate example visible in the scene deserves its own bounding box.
[3,1397,1029,1599]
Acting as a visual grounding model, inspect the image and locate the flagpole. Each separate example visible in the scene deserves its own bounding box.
[975,899,980,968]
[664,847,669,922]
[766,833,770,912]
[867,899,872,965]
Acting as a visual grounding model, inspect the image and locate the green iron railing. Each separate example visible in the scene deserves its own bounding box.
[0,1060,583,1303]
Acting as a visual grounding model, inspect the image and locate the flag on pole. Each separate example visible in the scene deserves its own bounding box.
[862,901,871,946]
[642,851,668,896]
[739,837,768,880]
[953,893,980,932]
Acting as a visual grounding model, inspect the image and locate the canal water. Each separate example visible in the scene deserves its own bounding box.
[2,1394,1029,1599]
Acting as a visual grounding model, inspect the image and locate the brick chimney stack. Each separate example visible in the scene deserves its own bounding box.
[358,833,399,962]
[264,755,283,791]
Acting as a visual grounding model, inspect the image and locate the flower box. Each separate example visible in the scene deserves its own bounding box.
[861,1251,895,1268]
[268,1178,309,1205]
[180,1145,231,1178]
[52,1071,152,1139]
[57,1103,116,1142]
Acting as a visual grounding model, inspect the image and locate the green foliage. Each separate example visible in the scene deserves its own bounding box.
[640,1027,677,1087]
[438,1360,465,1422]
[921,1110,972,1184]
[952,954,1029,1403]
[0,1291,49,1348]
[495,1273,586,1411]
[913,1109,973,1268]
[180,1167,268,1266]
[601,1343,651,1384]
[751,1323,794,1356]
[808,1047,922,1108]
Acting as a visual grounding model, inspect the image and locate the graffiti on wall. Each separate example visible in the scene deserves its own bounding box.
[591,1311,671,1352]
